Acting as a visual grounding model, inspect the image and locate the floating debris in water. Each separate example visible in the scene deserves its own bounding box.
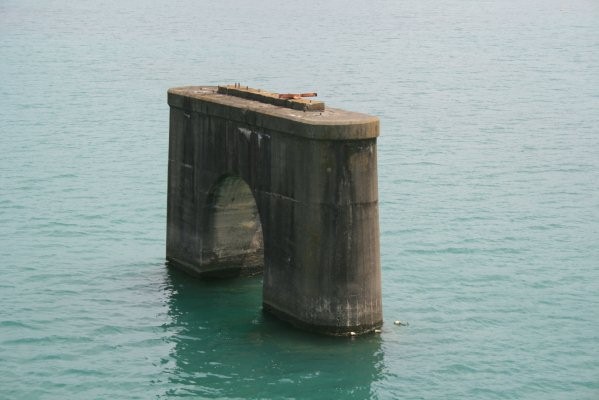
[374,329,382,333]
[394,320,409,326]
[349,331,357,336]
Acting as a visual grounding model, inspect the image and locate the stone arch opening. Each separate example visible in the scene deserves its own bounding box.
[200,175,264,277]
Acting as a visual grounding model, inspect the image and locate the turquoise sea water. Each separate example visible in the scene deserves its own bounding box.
[1,0,599,398]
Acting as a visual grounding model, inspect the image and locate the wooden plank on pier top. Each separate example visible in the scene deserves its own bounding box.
[217,84,325,112]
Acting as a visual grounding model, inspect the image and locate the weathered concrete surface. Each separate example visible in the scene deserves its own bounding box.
[166,86,382,335]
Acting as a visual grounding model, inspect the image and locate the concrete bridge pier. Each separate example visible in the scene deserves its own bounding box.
[166,86,382,335]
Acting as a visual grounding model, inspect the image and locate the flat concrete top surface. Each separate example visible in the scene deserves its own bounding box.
[168,86,379,140]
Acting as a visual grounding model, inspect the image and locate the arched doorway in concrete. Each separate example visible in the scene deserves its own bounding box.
[200,175,263,278]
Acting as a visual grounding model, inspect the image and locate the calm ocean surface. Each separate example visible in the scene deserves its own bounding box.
[1,0,598,398]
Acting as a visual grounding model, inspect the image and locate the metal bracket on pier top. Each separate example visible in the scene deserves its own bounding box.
[217,84,325,111]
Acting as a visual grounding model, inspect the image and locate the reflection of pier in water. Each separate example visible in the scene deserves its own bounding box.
[162,268,384,398]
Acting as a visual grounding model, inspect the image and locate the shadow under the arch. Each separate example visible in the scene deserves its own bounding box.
[197,174,264,278]
[161,265,385,399]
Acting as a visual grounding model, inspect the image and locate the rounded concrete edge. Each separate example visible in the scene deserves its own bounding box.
[168,86,380,141]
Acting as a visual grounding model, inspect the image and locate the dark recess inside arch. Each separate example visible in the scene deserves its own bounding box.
[200,175,264,278]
